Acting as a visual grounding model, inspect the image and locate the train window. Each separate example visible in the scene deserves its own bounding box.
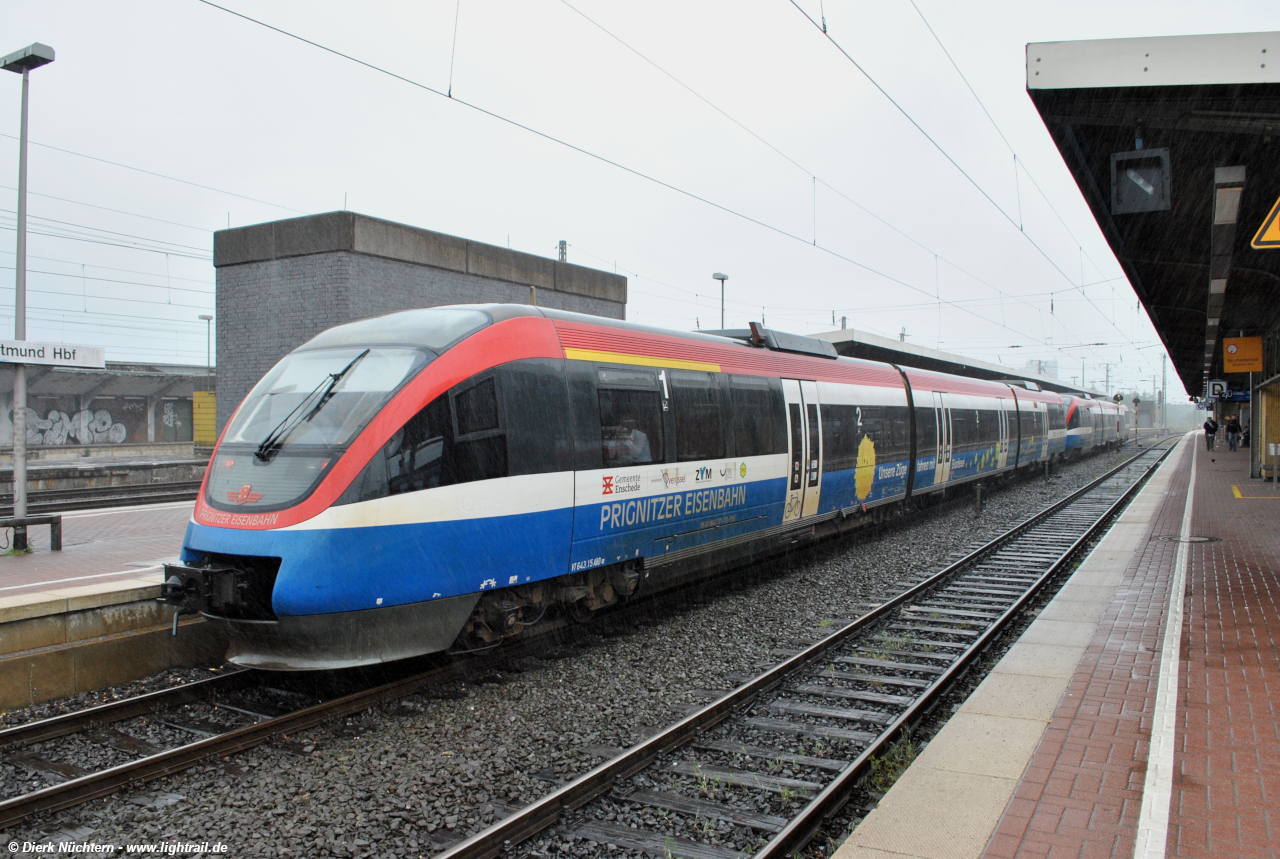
[729,375,787,457]
[454,377,500,436]
[671,370,725,462]
[949,410,974,448]
[915,407,937,454]
[978,410,1000,445]
[567,362,603,471]
[386,396,452,494]
[450,435,508,484]
[599,388,664,466]
[820,403,910,473]
[819,404,857,472]
[503,359,573,477]
[448,374,507,484]
[598,367,658,388]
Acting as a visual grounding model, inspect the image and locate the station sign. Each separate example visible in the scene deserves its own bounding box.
[0,340,105,369]
[1206,379,1228,398]
[1223,337,1263,373]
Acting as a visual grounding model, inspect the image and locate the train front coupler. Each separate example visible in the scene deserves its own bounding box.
[159,561,242,635]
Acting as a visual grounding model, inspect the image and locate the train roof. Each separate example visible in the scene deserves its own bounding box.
[300,304,1081,398]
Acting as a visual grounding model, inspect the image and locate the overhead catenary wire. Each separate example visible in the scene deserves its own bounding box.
[554,0,1083,342]
[0,222,211,261]
[194,0,1092,356]
[0,184,215,233]
[0,132,306,215]
[895,0,1145,350]
[787,1,1145,353]
[902,0,1115,281]
[1,210,212,255]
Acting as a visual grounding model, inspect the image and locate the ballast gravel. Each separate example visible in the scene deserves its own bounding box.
[1,449,1133,857]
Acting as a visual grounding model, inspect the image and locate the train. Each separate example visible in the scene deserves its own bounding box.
[160,305,1131,670]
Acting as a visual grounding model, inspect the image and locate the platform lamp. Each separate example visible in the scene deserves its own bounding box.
[198,314,213,390]
[712,273,728,329]
[3,43,55,553]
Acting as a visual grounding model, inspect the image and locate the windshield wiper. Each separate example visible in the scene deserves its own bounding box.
[255,349,370,462]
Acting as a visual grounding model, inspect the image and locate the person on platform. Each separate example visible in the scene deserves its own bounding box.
[1203,415,1219,451]
[1226,415,1242,452]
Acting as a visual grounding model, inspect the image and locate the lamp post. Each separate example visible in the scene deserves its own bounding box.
[712,273,727,329]
[198,314,213,390]
[3,43,55,552]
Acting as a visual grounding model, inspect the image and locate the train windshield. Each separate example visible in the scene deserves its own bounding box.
[206,346,429,511]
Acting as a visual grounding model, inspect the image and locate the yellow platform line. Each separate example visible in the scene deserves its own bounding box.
[563,347,720,373]
[1231,484,1280,499]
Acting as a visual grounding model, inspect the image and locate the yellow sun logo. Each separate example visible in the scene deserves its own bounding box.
[855,436,876,500]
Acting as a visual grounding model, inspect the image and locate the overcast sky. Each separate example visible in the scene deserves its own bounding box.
[3,1,1278,399]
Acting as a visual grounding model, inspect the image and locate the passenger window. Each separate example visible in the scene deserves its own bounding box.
[671,370,724,461]
[454,377,499,435]
[915,406,937,453]
[729,375,787,457]
[387,397,450,493]
[599,388,663,466]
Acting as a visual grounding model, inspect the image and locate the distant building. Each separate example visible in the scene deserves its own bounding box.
[1022,359,1058,379]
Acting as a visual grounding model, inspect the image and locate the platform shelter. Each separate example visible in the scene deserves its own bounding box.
[1025,30,1280,478]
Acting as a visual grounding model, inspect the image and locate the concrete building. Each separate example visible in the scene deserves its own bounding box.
[213,212,628,433]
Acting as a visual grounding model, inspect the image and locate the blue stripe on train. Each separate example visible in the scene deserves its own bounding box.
[182,510,573,616]
[569,477,787,570]
[817,459,910,513]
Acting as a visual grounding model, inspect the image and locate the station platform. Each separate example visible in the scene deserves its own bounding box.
[0,501,226,710]
[835,432,1280,859]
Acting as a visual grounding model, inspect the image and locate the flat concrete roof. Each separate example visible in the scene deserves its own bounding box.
[213,211,627,305]
[0,361,213,398]
[1028,31,1279,90]
[813,326,1106,397]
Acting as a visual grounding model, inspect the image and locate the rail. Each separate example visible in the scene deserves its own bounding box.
[432,439,1178,859]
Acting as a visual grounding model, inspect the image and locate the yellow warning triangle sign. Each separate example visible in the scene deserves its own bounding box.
[1253,194,1280,249]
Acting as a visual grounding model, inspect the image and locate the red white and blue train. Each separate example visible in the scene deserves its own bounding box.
[161,305,1130,670]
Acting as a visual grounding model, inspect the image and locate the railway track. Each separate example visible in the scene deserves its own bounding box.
[0,480,202,517]
[432,438,1177,859]
[0,652,527,831]
[0,439,1173,838]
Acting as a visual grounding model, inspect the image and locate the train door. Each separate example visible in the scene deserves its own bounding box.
[781,380,823,522]
[996,399,1010,468]
[932,391,952,483]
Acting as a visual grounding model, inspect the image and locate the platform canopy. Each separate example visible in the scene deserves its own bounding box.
[1027,31,1280,398]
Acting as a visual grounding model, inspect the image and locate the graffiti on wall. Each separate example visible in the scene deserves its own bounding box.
[23,408,128,445]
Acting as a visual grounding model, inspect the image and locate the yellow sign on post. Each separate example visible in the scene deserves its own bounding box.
[193,390,218,447]
[1223,337,1264,373]
[1253,195,1280,248]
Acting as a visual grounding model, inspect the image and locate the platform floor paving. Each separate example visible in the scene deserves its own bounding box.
[0,501,192,614]
[833,434,1280,859]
